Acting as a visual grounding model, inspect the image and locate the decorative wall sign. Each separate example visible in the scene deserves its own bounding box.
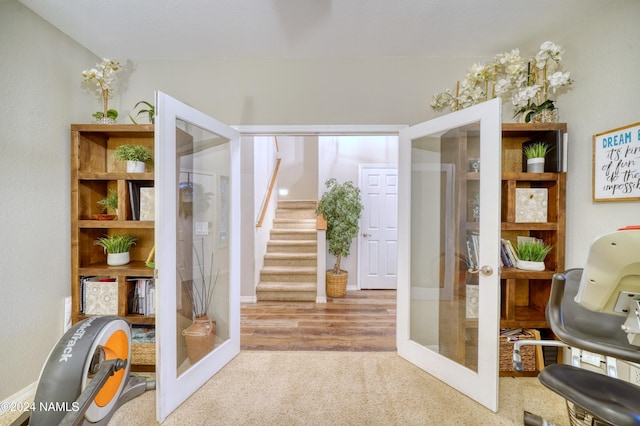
[593,122,640,201]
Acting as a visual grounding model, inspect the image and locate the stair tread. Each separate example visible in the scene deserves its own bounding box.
[261,266,317,273]
[268,240,317,245]
[256,281,317,291]
[265,252,317,258]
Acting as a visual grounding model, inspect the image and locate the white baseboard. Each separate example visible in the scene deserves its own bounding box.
[240,295,257,303]
[0,382,37,414]
[315,296,327,304]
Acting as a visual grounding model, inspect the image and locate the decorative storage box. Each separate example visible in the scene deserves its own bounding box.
[515,188,548,223]
[84,278,118,315]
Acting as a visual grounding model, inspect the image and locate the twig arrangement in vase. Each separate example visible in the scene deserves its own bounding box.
[179,240,219,363]
[431,41,573,123]
[81,58,122,124]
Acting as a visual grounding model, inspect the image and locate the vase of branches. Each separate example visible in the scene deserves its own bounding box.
[181,242,218,364]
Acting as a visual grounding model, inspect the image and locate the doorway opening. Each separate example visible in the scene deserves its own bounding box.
[238,126,402,351]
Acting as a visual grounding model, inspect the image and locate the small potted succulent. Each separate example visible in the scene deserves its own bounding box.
[516,240,553,271]
[523,141,550,173]
[96,190,118,220]
[114,144,153,173]
[95,234,137,266]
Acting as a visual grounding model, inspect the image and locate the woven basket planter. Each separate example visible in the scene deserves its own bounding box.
[326,270,348,298]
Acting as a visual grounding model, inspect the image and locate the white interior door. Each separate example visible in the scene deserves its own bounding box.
[359,165,398,289]
[397,98,502,411]
[155,91,240,422]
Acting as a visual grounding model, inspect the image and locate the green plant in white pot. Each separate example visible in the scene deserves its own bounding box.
[316,178,364,298]
[516,240,553,271]
[523,141,549,173]
[95,234,137,266]
[114,144,153,173]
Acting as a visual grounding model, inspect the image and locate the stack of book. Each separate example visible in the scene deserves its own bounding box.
[127,278,156,316]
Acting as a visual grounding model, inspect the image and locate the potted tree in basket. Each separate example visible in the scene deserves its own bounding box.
[114,144,153,173]
[316,178,364,298]
[523,141,550,173]
[95,234,137,266]
[516,240,553,271]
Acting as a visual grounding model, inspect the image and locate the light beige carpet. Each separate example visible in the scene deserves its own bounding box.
[108,351,568,425]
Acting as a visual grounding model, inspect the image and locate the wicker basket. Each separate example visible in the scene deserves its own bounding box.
[326,270,348,298]
[499,329,537,372]
[131,342,155,366]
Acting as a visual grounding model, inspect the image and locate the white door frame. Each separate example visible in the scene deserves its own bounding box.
[357,164,398,290]
[235,125,406,301]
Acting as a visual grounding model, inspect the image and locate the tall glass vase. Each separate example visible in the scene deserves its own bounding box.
[96,89,115,124]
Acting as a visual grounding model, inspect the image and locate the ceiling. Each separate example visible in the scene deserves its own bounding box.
[20,0,611,60]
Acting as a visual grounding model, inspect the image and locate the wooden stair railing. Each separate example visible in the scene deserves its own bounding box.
[256,137,280,228]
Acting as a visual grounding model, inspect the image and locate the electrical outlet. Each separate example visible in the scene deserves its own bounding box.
[629,364,640,386]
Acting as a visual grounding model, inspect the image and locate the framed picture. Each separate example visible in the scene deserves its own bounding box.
[592,122,640,202]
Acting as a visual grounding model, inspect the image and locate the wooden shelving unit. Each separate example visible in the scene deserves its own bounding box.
[70,124,156,366]
[499,123,566,329]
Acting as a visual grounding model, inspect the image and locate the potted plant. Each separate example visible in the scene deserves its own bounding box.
[129,100,155,124]
[523,141,549,173]
[516,240,553,271]
[114,144,153,173]
[95,234,137,266]
[316,178,364,298]
[96,189,118,220]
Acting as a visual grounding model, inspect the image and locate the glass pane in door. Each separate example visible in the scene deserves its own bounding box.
[174,120,230,377]
[410,123,481,372]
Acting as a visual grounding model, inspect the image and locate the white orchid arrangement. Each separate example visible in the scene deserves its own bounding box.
[431,41,573,122]
[81,58,122,121]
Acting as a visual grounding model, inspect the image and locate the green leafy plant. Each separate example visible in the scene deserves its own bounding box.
[95,234,137,254]
[316,178,364,274]
[92,109,118,121]
[129,101,155,124]
[516,240,553,262]
[114,144,153,163]
[97,190,118,213]
[523,142,550,159]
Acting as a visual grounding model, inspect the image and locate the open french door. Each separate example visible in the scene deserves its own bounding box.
[397,98,502,411]
[154,91,241,422]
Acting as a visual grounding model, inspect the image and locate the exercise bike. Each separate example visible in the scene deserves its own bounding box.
[12,316,153,425]
[516,227,640,426]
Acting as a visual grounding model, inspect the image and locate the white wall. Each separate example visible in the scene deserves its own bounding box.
[277,136,318,201]
[0,0,99,401]
[1,0,639,403]
[318,136,399,288]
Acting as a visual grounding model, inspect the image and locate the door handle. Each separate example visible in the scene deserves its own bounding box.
[467,265,494,276]
[362,233,371,237]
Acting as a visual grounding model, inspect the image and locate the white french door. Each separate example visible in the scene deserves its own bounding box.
[155,91,241,422]
[397,98,502,411]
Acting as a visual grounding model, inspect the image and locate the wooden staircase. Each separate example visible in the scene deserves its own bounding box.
[256,200,318,301]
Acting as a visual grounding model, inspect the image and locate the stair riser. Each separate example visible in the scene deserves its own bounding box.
[270,231,317,241]
[267,243,316,253]
[277,201,317,210]
[273,221,316,229]
[260,273,316,282]
[256,291,316,302]
[264,258,317,267]
[275,209,317,219]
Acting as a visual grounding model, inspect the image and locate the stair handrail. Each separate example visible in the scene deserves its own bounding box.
[256,137,281,228]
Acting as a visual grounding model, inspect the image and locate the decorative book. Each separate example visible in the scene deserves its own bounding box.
[515,188,548,223]
[84,278,118,315]
[140,187,155,221]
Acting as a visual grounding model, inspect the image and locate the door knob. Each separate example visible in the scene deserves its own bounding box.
[362,233,371,237]
[480,265,493,276]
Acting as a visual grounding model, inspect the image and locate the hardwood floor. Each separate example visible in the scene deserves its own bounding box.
[241,290,396,351]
